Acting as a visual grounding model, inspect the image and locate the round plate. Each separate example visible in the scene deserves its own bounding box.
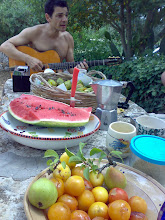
[23,160,165,220]
[0,111,100,150]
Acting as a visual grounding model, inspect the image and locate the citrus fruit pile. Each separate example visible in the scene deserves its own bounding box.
[28,151,148,220]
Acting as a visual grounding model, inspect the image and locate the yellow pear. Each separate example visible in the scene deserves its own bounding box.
[104,166,127,189]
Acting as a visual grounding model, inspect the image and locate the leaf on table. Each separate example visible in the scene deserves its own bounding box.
[65,147,75,157]
[69,155,82,163]
[111,151,124,163]
[83,167,90,181]
[44,149,59,159]
[61,161,66,169]
[47,159,52,166]
[111,150,122,155]
[91,164,99,172]
[98,152,107,163]
[90,148,104,156]
[53,158,59,165]
[87,158,95,166]
[76,143,86,161]
[80,164,86,169]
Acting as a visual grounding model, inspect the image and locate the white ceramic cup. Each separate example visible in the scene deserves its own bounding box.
[136,115,165,138]
[106,121,136,158]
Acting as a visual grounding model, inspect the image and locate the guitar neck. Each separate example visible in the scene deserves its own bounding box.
[48,57,121,70]
[7,46,122,74]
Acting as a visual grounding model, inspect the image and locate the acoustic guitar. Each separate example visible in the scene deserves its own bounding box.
[9,46,122,75]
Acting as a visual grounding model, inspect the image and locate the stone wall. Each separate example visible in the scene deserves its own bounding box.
[0,53,10,99]
[0,52,9,70]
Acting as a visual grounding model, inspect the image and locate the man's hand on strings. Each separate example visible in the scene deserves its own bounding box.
[76,59,88,70]
[26,56,43,72]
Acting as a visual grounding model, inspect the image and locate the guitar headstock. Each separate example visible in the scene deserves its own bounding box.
[105,56,122,66]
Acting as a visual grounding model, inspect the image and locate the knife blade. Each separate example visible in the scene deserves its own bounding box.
[70,67,80,107]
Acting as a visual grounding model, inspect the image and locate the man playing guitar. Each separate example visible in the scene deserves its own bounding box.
[0,0,88,74]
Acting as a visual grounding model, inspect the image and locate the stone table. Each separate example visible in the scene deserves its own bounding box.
[0,79,147,220]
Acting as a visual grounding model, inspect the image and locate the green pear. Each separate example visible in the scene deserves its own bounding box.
[77,83,83,87]
[64,80,72,90]
[76,87,85,92]
[104,166,127,189]
[76,84,86,92]
[48,79,57,86]
[84,87,93,93]
[77,80,84,85]
[57,77,64,85]
[28,177,58,209]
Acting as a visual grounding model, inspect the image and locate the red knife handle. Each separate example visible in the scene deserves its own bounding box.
[71,67,80,97]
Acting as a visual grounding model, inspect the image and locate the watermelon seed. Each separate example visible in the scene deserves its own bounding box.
[61,110,65,114]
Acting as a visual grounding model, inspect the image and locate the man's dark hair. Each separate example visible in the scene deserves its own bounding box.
[45,0,68,17]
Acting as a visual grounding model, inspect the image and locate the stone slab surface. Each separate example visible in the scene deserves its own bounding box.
[0,79,146,220]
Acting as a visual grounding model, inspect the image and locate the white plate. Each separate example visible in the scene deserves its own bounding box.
[0,111,100,150]
[23,160,165,220]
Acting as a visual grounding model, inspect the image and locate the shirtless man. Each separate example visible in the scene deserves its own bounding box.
[0,0,87,74]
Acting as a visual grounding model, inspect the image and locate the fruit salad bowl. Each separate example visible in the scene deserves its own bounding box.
[24,159,165,220]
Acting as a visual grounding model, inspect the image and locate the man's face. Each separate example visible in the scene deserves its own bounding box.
[47,6,68,32]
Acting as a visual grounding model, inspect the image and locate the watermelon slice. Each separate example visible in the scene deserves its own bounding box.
[8,94,92,127]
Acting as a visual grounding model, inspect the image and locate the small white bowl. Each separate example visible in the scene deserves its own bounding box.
[106,121,136,158]
[136,115,165,137]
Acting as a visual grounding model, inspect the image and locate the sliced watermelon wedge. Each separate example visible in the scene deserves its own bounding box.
[9,94,92,127]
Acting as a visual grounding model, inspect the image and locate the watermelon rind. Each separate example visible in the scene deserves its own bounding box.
[8,105,89,127]
[8,94,93,127]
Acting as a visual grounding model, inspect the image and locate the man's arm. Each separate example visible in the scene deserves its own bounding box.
[65,34,75,74]
[0,28,43,71]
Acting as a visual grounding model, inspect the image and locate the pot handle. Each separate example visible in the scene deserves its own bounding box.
[118,81,135,109]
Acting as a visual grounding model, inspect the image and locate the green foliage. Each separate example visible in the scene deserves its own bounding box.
[69,26,121,61]
[0,0,43,44]
[160,37,165,55]
[44,142,123,181]
[44,149,59,171]
[24,0,46,23]
[104,31,121,56]
[98,53,165,113]
[68,0,165,59]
